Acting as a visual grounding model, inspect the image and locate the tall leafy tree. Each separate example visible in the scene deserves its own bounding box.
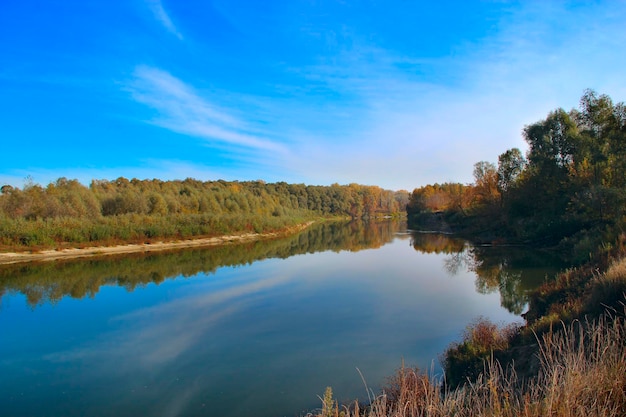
[497,148,525,194]
[568,90,626,226]
[473,161,499,208]
[517,110,579,233]
[524,109,578,173]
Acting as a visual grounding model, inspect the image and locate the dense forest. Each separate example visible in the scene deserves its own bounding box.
[408,89,626,264]
[0,178,408,249]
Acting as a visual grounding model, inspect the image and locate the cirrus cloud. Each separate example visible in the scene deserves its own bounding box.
[129,65,287,155]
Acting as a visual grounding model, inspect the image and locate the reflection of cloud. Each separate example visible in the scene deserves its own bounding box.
[147,0,183,40]
[42,268,295,417]
[32,238,526,414]
[126,305,239,365]
[46,269,293,367]
[160,377,203,417]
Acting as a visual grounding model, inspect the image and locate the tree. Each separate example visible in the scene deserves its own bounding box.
[497,148,525,194]
[524,109,578,174]
[517,109,579,231]
[573,89,626,188]
[473,161,500,207]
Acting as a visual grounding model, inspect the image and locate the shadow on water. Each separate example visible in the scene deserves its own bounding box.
[0,220,405,308]
[410,232,567,314]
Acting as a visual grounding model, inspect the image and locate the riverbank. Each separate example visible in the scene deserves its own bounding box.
[0,221,314,265]
[310,310,626,417]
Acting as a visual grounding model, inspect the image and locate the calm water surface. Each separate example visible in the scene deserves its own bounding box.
[0,221,564,417]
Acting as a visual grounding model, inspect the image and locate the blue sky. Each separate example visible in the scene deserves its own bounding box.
[1,1,625,191]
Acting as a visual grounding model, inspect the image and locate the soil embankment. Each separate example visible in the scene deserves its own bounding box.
[0,222,314,265]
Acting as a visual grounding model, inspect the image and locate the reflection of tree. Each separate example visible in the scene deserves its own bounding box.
[412,232,564,315]
[471,255,526,314]
[443,251,471,275]
[498,271,526,315]
[411,233,466,254]
[458,247,529,314]
[0,220,404,308]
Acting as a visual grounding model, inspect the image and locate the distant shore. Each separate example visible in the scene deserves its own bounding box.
[0,222,314,265]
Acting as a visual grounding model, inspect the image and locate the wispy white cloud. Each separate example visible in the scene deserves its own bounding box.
[2,1,625,191]
[147,0,183,40]
[114,2,626,191]
[129,66,287,155]
[272,2,626,189]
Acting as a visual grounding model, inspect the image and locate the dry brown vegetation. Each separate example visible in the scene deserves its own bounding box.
[308,308,626,417]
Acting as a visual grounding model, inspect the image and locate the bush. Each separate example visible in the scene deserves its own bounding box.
[441,317,520,389]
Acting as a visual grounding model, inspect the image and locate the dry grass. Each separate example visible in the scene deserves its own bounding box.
[308,310,626,417]
[583,257,626,316]
[524,254,626,338]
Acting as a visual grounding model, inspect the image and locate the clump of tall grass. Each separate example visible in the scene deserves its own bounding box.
[582,257,626,316]
[440,317,522,389]
[309,308,626,417]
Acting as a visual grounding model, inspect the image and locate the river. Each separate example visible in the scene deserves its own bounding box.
[0,220,564,417]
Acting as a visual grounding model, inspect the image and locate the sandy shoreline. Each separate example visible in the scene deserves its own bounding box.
[0,222,313,265]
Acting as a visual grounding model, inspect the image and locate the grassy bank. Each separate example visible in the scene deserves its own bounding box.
[309,308,626,417]
[0,212,321,252]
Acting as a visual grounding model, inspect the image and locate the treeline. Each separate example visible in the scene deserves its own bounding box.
[0,178,408,249]
[408,89,626,263]
[1,178,409,219]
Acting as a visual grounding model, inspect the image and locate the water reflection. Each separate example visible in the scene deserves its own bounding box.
[411,232,565,314]
[0,220,403,308]
[0,222,567,417]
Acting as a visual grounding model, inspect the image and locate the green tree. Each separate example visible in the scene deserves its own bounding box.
[524,109,578,175]
[509,109,580,239]
[497,148,525,194]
